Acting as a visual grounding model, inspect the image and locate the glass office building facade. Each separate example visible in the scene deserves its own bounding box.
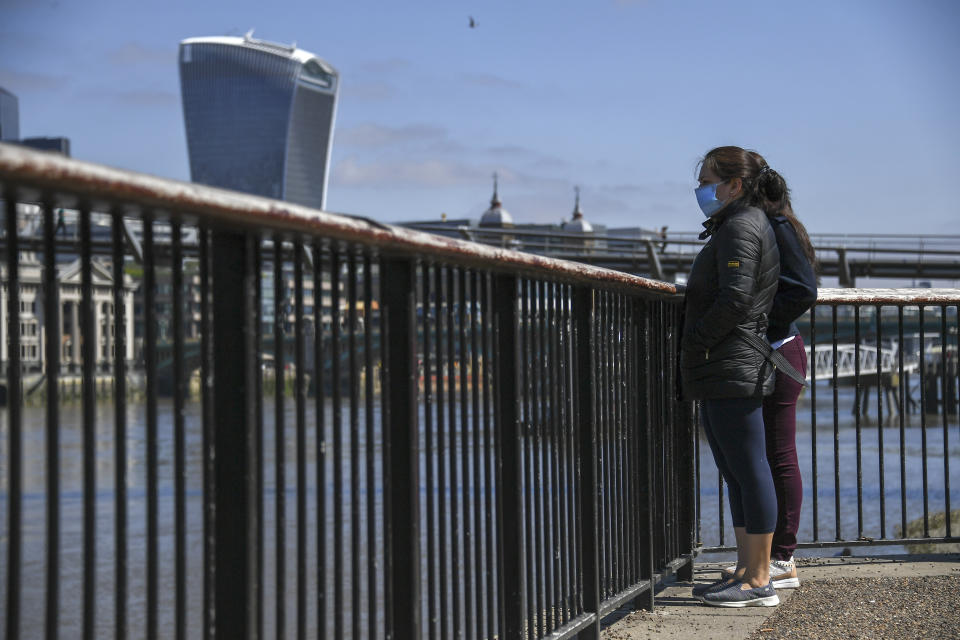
[178,35,339,210]
[0,87,20,142]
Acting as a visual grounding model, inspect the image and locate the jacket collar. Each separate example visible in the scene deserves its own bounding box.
[698,200,749,240]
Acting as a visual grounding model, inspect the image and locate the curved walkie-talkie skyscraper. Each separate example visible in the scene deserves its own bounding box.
[179,33,339,210]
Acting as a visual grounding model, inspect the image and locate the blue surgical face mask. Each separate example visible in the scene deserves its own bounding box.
[695,180,727,218]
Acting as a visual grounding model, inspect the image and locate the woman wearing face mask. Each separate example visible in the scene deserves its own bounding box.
[681,145,781,607]
[718,151,817,590]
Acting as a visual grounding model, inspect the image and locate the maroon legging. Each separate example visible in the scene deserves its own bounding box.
[762,335,807,561]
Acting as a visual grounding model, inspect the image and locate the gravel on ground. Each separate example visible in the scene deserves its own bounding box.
[745,575,960,640]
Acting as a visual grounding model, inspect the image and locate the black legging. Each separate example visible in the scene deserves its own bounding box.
[701,396,778,534]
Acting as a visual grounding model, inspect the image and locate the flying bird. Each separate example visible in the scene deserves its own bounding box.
[469,16,477,28]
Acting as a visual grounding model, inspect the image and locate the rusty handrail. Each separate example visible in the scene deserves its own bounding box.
[0,143,679,297]
[815,288,960,305]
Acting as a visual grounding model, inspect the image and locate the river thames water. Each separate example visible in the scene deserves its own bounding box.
[0,384,957,638]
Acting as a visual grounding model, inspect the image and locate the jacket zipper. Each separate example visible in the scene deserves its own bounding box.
[705,348,709,360]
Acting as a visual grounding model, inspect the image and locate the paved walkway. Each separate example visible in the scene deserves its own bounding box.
[602,554,960,639]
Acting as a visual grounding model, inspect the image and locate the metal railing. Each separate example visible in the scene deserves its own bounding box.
[0,143,694,639]
[700,289,960,553]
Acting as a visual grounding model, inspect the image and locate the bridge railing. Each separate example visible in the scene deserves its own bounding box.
[0,143,694,639]
[700,289,960,554]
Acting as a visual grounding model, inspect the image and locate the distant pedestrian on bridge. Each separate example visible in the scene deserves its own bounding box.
[682,145,781,607]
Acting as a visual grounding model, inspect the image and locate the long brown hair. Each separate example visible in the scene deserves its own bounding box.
[698,145,817,268]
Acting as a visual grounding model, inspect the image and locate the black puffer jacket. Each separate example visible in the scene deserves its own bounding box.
[681,203,780,400]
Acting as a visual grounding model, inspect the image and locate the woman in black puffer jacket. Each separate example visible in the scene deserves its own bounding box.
[683,146,781,607]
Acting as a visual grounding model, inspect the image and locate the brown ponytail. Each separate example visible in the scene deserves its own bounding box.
[699,146,818,269]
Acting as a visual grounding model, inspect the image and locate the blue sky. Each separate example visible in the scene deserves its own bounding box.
[2,0,958,235]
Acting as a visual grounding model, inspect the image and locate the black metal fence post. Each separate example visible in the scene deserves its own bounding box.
[212,230,261,640]
[381,256,421,640]
[574,286,600,639]
[493,274,526,639]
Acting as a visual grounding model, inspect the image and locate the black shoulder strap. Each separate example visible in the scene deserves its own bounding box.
[735,326,807,386]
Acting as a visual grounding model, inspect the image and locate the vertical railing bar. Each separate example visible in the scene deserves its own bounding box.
[557,285,573,623]
[659,302,670,567]
[494,273,526,639]
[521,279,536,636]
[919,305,929,536]
[172,219,187,640]
[574,285,600,638]
[832,305,841,540]
[614,294,626,594]
[603,292,613,598]
[627,297,639,591]
[607,291,618,593]
[435,265,448,640]
[78,203,95,640]
[348,248,361,640]
[548,282,563,625]
[312,240,326,639]
[143,215,158,640]
[810,308,819,541]
[422,263,436,640]
[254,241,265,640]
[482,272,497,639]
[199,227,212,640]
[641,301,655,611]
[112,209,129,640]
[458,268,474,640]
[545,280,558,631]
[273,236,287,640]
[41,199,61,640]
[449,266,462,640]
[211,229,260,639]
[4,192,22,640]
[331,244,344,638]
[599,289,610,601]
[876,305,886,538]
[364,251,378,640]
[854,305,863,539]
[534,280,548,634]
[571,287,584,616]
[898,305,907,538]
[941,305,951,538]
[381,256,421,639]
[470,270,484,640]
[545,280,557,630]
[294,242,307,640]
[631,296,642,591]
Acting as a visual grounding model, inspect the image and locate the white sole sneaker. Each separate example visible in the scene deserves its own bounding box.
[772,575,800,589]
[706,593,781,608]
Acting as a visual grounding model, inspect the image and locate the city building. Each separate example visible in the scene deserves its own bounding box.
[0,208,137,377]
[0,87,19,141]
[0,87,71,155]
[178,32,339,210]
[19,136,71,156]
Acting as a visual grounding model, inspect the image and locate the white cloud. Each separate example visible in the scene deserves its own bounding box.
[0,68,69,92]
[337,123,448,148]
[333,156,492,187]
[106,42,176,67]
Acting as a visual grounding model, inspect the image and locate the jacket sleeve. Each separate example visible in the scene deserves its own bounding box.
[770,220,817,327]
[687,214,777,350]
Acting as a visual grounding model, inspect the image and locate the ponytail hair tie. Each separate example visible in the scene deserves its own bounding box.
[758,165,773,177]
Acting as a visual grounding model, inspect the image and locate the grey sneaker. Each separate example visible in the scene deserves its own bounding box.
[702,579,779,608]
[721,556,799,589]
[692,577,732,599]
